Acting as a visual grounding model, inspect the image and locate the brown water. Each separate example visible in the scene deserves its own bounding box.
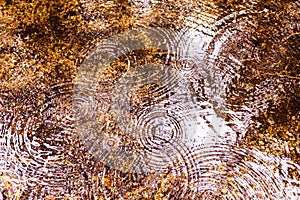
[0,0,300,199]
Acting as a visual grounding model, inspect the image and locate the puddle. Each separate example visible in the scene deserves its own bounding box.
[0,0,299,199]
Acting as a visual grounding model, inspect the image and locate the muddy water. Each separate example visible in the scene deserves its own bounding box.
[0,0,300,199]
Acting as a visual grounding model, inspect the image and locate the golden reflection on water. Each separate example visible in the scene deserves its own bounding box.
[0,0,299,199]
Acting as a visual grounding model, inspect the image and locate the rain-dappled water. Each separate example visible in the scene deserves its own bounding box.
[0,0,300,199]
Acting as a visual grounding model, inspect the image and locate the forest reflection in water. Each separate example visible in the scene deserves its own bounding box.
[0,0,300,199]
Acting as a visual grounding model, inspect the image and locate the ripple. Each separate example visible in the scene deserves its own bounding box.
[81,62,202,174]
[79,53,232,174]
[3,1,296,199]
[73,28,202,173]
[185,144,300,199]
[111,64,182,115]
[135,107,192,172]
[0,84,81,198]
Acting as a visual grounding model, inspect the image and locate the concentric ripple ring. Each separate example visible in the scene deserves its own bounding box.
[73,27,227,174]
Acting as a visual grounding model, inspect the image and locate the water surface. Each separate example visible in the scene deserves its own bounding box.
[0,0,299,199]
